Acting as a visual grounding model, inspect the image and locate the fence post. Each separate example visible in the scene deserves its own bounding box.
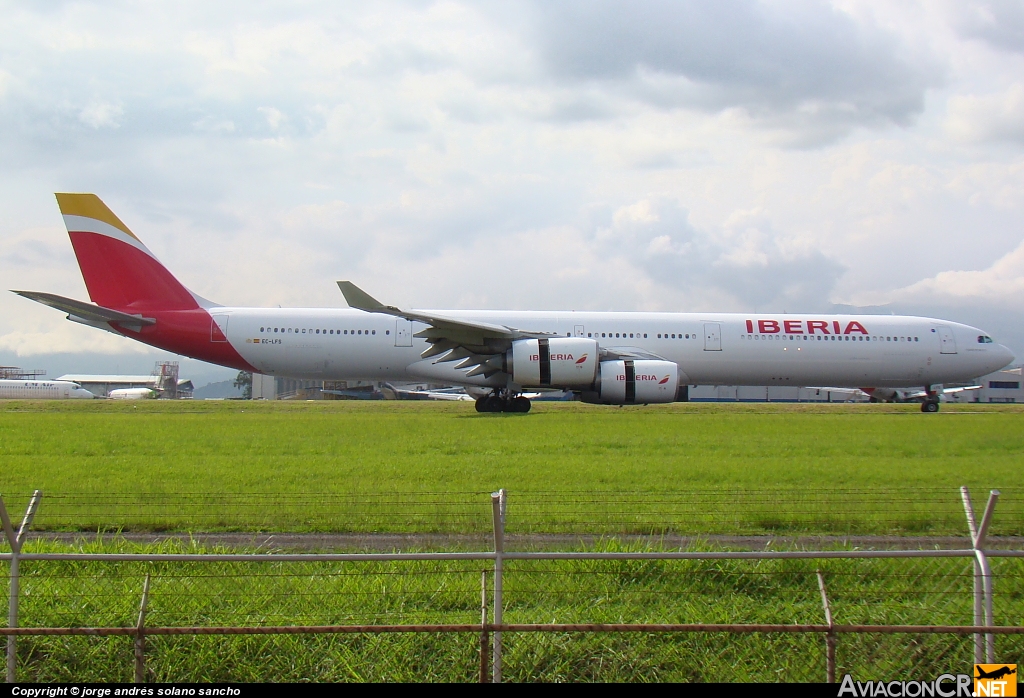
[817,571,836,683]
[0,495,17,684]
[974,490,999,663]
[2,490,41,684]
[491,489,506,684]
[479,570,490,683]
[135,575,151,683]
[961,486,984,664]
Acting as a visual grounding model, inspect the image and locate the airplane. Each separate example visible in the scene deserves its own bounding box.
[863,385,981,403]
[0,379,95,399]
[380,383,475,401]
[108,387,160,400]
[975,665,1016,681]
[10,193,1016,414]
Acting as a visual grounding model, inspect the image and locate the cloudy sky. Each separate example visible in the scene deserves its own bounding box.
[2,0,1023,385]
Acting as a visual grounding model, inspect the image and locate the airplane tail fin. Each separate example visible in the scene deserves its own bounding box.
[55,193,208,311]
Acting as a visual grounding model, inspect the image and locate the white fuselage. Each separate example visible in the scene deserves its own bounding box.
[216,309,1014,390]
[109,388,159,400]
[0,380,95,399]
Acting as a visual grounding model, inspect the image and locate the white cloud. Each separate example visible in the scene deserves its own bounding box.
[946,83,1024,144]
[258,106,285,130]
[2,0,1024,364]
[0,325,153,357]
[877,238,1024,306]
[78,100,123,129]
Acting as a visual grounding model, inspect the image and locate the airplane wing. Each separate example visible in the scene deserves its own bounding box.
[338,281,555,378]
[12,291,156,329]
[601,346,670,361]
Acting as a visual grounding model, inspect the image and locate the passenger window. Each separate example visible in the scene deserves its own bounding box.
[372,330,376,335]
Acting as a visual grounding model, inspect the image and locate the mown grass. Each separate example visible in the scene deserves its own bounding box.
[2,400,1023,681]
[0,400,1022,535]
[4,539,1021,681]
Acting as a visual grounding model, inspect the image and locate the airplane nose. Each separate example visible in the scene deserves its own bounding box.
[994,344,1015,371]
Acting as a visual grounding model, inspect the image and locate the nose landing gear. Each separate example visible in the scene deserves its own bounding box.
[920,386,940,413]
[475,391,532,413]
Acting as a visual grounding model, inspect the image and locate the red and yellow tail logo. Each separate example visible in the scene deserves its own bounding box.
[975,665,1017,697]
[55,193,200,311]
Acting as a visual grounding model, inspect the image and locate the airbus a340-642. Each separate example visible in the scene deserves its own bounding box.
[12,194,1015,413]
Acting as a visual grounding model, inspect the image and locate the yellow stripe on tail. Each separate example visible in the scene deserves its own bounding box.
[55,193,139,240]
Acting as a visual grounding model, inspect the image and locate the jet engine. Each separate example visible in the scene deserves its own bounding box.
[509,338,598,388]
[583,359,680,404]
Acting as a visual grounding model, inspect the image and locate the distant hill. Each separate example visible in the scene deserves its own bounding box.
[193,379,244,400]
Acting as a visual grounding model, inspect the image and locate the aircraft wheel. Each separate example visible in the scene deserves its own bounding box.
[921,400,939,413]
[476,396,502,413]
[510,396,532,413]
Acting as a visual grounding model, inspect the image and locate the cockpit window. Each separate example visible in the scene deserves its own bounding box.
[978,335,994,343]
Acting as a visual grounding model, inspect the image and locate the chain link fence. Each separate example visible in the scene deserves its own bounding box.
[1,487,1022,682]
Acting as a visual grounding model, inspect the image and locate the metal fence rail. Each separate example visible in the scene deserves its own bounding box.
[1,487,1022,683]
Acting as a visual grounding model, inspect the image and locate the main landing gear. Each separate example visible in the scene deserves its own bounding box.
[475,391,531,414]
[921,386,940,413]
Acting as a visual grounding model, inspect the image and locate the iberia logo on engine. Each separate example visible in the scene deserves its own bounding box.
[530,354,580,362]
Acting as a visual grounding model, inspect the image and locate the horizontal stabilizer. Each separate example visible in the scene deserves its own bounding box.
[12,290,156,328]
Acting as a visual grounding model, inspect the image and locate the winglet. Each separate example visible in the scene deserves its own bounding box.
[337,281,400,313]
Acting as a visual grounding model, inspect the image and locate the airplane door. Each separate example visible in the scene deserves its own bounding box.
[211,315,229,342]
[574,325,585,338]
[937,325,957,354]
[704,323,722,351]
[395,318,413,347]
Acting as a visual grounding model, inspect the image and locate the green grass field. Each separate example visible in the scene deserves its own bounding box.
[0,400,1021,535]
[2,400,1023,681]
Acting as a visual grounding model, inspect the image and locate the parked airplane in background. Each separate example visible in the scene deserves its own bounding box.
[108,387,159,400]
[863,385,981,403]
[0,379,95,399]
[11,194,1016,413]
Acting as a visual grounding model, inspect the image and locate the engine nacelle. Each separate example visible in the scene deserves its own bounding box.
[588,359,679,404]
[510,337,598,388]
